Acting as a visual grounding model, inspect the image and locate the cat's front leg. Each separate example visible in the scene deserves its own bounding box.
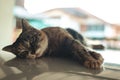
[88,50,104,63]
[65,38,104,69]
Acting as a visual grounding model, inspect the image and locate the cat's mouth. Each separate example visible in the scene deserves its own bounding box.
[26,53,36,59]
[26,53,43,59]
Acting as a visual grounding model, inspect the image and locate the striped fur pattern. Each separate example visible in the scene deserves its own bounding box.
[2,19,104,69]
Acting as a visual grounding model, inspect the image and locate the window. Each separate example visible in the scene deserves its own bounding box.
[87,24,104,31]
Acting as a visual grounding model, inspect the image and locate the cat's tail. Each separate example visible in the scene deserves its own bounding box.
[66,28,105,50]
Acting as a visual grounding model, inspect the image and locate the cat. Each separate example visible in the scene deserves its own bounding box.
[2,19,104,69]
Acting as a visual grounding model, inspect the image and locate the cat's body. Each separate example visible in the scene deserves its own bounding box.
[42,27,75,57]
[3,19,104,69]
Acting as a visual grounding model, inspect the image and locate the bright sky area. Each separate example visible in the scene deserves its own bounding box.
[24,0,120,24]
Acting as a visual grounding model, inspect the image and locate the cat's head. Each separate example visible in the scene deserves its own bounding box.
[2,19,48,59]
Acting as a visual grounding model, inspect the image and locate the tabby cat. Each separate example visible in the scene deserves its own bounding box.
[2,19,104,69]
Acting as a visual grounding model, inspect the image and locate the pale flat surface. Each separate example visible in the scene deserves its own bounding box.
[0,49,120,80]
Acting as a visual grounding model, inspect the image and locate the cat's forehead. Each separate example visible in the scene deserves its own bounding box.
[24,28,40,34]
[14,30,41,44]
[20,29,38,38]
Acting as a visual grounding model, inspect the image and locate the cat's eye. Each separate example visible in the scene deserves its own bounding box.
[18,51,29,58]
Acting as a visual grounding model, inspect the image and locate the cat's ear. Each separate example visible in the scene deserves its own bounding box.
[2,45,15,53]
[21,19,32,32]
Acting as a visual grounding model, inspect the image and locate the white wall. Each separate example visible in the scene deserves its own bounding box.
[0,0,15,49]
[104,24,116,38]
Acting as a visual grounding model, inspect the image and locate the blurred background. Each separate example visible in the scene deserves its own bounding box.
[0,0,120,65]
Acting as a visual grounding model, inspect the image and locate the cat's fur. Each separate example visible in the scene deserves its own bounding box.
[2,19,104,69]
[66,28,87,46]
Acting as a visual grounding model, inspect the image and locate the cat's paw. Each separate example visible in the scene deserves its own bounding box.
[84,58,103,69]
[89,51,104,63]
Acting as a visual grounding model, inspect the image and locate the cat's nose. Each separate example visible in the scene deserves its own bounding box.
[27,53,36,59]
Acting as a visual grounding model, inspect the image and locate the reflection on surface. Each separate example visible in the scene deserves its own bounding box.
[0,57,104,80]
